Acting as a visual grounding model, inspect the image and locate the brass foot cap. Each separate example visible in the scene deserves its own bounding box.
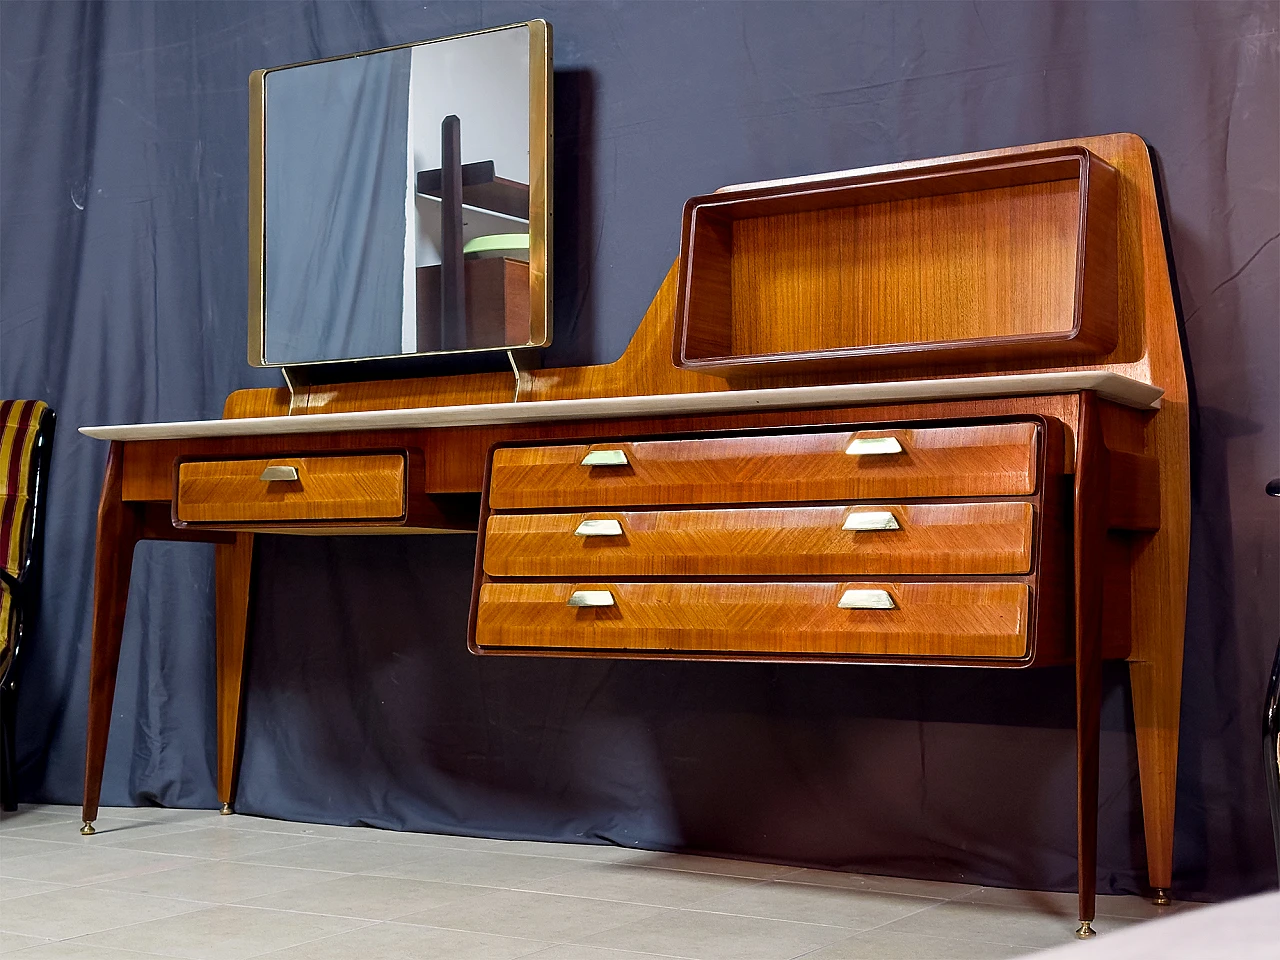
[1152,888,1172,906]
[1075,921,1096,940]
[220,803,233,816]
[80,821,96,836]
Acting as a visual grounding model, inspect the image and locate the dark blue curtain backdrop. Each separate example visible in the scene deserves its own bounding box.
[2,1,1277,900]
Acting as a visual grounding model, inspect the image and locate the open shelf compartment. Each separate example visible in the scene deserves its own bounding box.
[674,146,1118,376]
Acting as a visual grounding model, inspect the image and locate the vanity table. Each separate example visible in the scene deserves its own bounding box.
[79,133,1188,938]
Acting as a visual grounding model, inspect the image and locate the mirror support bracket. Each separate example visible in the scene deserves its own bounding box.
[281,366,308,414]
[507,349,537,403]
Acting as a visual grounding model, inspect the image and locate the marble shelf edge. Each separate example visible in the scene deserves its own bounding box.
[79,371,1162,441]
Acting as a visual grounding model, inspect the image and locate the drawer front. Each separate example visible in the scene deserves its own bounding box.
[475,581,1029,660]
[483,502,1035,578]
[176,455,406,524]
[488,423,1038,509]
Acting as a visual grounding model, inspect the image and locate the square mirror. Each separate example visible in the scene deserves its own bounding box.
[249,21,551,367]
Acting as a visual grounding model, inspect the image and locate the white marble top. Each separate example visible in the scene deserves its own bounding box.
[80,371,1162,441]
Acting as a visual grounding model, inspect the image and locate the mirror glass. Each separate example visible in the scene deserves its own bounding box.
[254,22,549,367]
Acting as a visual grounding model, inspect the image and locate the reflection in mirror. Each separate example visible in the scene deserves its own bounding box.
[255,22,549,367]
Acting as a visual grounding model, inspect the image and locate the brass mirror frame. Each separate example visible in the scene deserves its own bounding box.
[247,20,552,368]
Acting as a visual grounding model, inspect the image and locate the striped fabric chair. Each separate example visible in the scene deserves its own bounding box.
[0,400,55,811]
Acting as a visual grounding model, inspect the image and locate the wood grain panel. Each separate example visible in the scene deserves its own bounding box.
[732,181,1079,352]
[488,423,1039,509]
[474,581,1030,660]
[121,397,1077,502]
[176,455,405,524]
[483,502,1035,578]
[676,148,1119,375]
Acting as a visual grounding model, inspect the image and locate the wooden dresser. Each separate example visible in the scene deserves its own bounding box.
[473,418,1073,664]
[77,134,1188,939]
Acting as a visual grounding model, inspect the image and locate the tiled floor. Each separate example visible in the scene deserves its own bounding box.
[0,805,1194,959]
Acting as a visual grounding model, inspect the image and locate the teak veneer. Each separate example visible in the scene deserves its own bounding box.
[77,134,1189,938]
[675,147,1119,375]
[475,581,1033,660]
[481,502,1037,579]
[487,422,1040,509]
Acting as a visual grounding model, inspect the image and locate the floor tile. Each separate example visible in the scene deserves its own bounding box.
[692,880,940,929]
[205,816,365,840]
[956,885,1187,920]
[0,808,80,833]
[1,818,156,844]
[0,934,49,956]
[1028,889,1276,959]
[397,888,664,942]
[0,844,190,886]
[97,807,221,825]
[800,929,1031,959]
[878,899,1139,949]
[235,871,494,920]
[234,838,424,874]
[103,826,314,860]
[521,947,682,960]
[4,945,171,959]
[253,920,550,959]
[0,886,207,940]
[0,878,67,902]
[94,858,339,903]
[471,839,643,862]
[617,851,795,880]
[372,830,642,861]
[70,904,370,960]
[0,805,1188,960]
[88,818,232,845]
[373,846,588,887]
[579,908,851,960]
[520,861,764,908]
[0,836,76,861]
[775,867,985,900]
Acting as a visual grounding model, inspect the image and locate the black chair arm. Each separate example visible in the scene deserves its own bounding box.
[0,567,23,595]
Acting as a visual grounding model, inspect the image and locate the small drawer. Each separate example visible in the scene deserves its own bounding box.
[473,581,1030,661]
[483,502,1035,578]
[488,422,1039,510]
[175,454,406,524]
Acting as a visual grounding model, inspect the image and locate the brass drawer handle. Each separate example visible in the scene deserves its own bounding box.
[842,511,900,531]
[259,465,299,482]
[567,590,616,607]
[838,589,896,610]
[581,450,629,467]
[846,436,903,456]
[575,519,623,537]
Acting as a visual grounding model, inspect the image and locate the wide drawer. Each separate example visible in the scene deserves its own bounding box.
[175,454,407,524]
[474,581,1029,660]
[488,423,1039,509]
[483,502,1035,578]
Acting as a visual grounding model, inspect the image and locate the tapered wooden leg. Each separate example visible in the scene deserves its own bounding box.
[215,533,254,815]
[1073,394,1108,937]
[81,443,142,833]
[1130,658,1182,903]
[1128,399,1190,903]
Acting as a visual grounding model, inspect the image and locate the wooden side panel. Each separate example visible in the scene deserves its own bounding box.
[474,581,1030,660]
[176,455,406,524]
[483,502,1036,578]
[489,423,1040,509]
